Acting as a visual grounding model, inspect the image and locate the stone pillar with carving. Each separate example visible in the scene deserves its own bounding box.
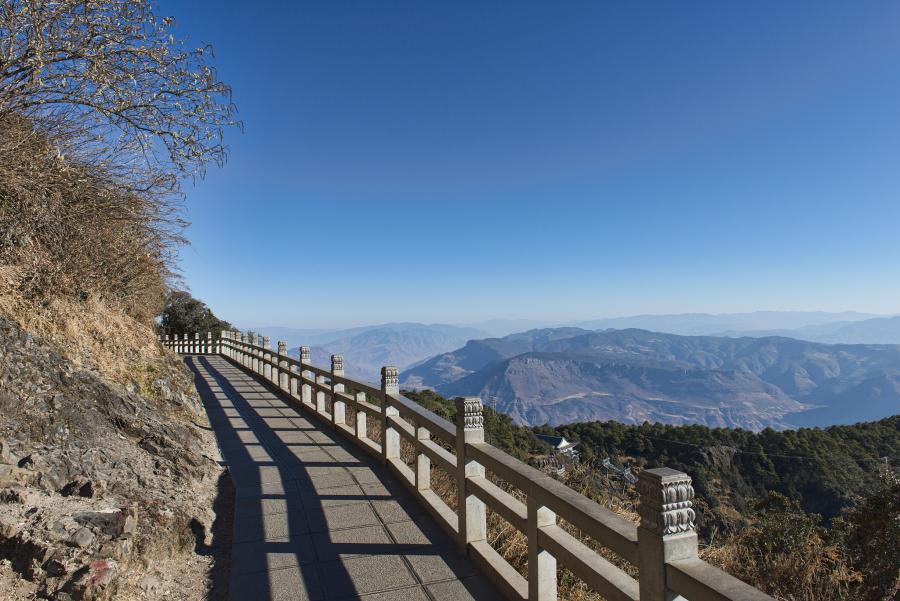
[331,355,346,426]
[299,346,312,406]
[380,367,400,464]
[455,397,487,553]
[637,468,698,601]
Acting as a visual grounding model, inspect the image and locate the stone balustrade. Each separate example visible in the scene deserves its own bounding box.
[161,331,776,601]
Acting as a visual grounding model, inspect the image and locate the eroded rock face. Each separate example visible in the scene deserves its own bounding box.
[0,318,226,600]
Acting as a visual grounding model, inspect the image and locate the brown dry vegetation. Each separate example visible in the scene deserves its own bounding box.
[0,2,239,598]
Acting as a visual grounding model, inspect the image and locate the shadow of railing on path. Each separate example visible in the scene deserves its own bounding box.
[185,355,475,600]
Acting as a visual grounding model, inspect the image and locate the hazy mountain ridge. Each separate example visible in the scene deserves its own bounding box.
[573,311,879,336]
[403,328,900,429]
[715,315,900,345]
[401,327,591,388]
[286,323,487,381]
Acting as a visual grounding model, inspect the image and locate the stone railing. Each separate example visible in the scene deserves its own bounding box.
[162,332,775,601]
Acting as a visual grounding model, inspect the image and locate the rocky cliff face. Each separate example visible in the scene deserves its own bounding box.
[0,318,228,600]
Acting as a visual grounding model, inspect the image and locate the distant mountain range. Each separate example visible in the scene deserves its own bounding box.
[713,315,900,345]
[251,311,900,350]
[572,311,882,336]
[402,328,900,430]
[274,323,487,382]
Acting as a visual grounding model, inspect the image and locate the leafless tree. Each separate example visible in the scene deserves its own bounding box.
[0,0,239,321]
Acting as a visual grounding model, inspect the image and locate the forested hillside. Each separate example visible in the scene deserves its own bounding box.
[537,417,899,522]
[404,389,900,601]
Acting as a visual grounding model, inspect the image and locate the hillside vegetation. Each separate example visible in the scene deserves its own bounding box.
[404,389,900,601]
[0,1,237,598]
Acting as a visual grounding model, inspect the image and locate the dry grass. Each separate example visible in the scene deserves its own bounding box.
[0,267,171,386]
[0,115,174,326]
[703,527,862,601]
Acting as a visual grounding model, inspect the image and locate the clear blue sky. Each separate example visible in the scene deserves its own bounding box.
[162,1,900,329]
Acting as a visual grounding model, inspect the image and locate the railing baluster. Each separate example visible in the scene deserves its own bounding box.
[300,346,311,406]
[277,341,288,390]
[456,397,487,552]
[416,421,431,491]
[381,367,400,464]
[331,355,345,426]
[355,391,366,440]
[261,336,271,381]
[637,468,698,601]
[316,373,326,415]
[250,333,259,372]
[528,496,558,601]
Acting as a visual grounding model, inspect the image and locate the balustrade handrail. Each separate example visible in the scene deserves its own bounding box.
[160,331,776,601]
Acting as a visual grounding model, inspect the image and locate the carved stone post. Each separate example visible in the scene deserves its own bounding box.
[355,392,367,439]
[380,367,400,464]
[164,334,170,351]
[277,341,288,390]
[241,333,249,367]
[300,347,312,406]
[206,331,212,354]
[193,332,199,354]
[638,468,697,601]
[331,355,345,426]
[456,397,487,553]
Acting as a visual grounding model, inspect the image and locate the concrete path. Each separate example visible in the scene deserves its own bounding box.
[185,355,501,601]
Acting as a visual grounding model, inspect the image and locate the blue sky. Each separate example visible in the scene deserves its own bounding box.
[163,1,900,328]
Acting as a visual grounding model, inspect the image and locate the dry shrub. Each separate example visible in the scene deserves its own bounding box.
[703,526,862,601]
[0,114,174,323]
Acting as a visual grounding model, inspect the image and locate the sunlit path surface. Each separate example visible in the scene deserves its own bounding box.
[185,355,501,601]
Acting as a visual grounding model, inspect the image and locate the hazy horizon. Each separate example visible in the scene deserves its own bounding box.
[239,308,895,334]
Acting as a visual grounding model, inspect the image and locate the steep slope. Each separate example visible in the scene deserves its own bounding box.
[0,316,226,600]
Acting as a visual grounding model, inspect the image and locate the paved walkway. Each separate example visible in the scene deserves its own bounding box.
[185,355,501,601]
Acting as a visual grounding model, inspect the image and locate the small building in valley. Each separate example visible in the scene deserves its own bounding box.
[535,434,580,459]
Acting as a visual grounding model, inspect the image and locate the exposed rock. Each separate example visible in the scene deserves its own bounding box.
[65,559,118,600]
[69,527,94,549]
[61,477,94,499]
[0,317,226,599]
[0,514,17,539]
[0,441,16,465]
[44,557,68,577]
